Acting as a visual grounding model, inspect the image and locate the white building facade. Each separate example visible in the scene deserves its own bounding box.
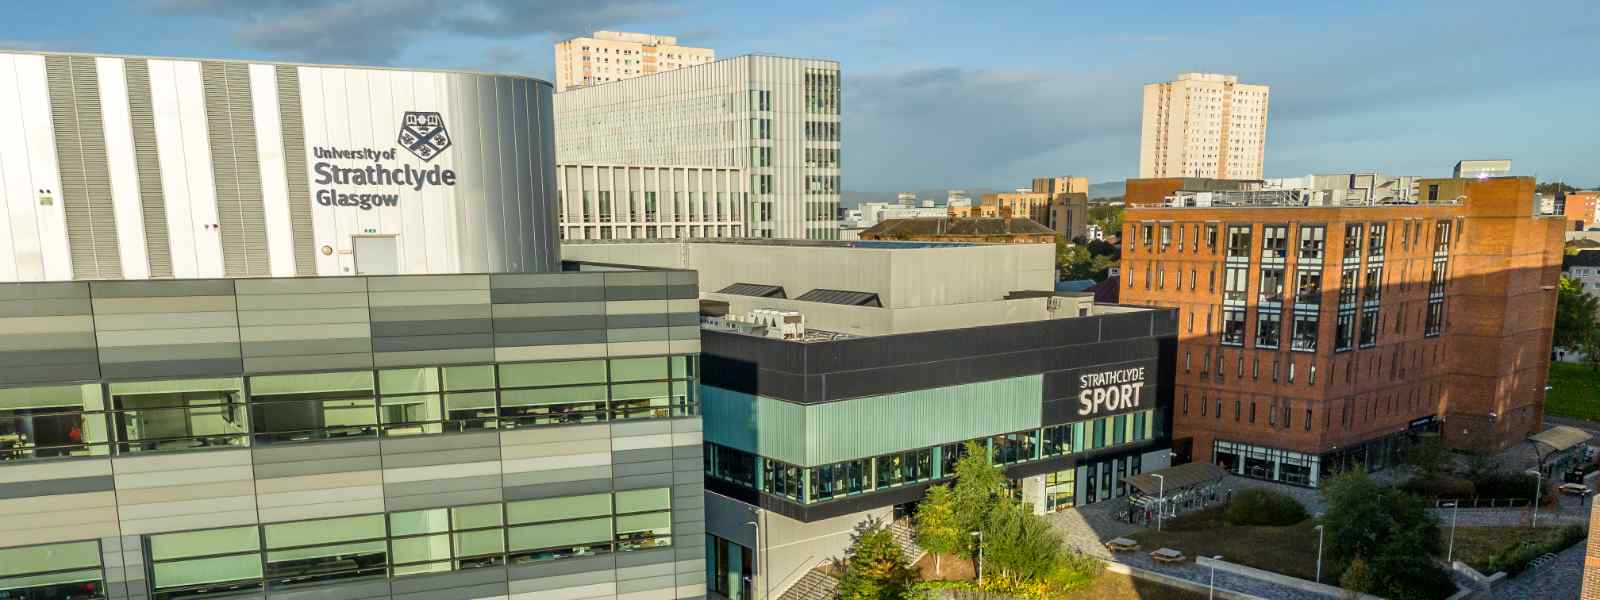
[554,55,842,240]
[553,31,714,92]
[556,164,748,239]
[0,51,560,281]
[1139,72,1270,180]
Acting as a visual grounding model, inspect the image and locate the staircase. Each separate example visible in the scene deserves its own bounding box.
[777,569,839,600]
[889,518,927,563]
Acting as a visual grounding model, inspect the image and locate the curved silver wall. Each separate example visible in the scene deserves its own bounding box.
[0,52,559,281]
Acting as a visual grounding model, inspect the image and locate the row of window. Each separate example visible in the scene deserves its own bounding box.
[804,68,841,115]
[1135,219,1451,262]
[570,189,746,224]
[0,356,697,462]
[0,489,672,600]
[804,121,840,142]
[704,409,1157,505]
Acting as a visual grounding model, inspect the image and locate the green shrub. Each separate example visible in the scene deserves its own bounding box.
[1399,476,1475,499]
[1472,472,1541,500]
[1483,525,1586,576]
[1223,489,1309,526]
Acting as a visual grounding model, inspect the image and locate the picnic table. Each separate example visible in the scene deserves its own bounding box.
[1150,547,1186,563]
[1105,537,1140,552]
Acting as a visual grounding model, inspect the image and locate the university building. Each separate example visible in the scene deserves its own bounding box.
[566,239,1177,599]
[1119,177,1563,487]
[0,52,707,600]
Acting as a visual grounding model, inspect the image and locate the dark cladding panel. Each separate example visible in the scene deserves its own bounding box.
[1098,310,1155,341]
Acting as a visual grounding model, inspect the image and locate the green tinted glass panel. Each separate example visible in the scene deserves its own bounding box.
[499,360,606,388]
[0,384,102,411]
[0,568,102,592]
[669,356,691,379]
[507,518,611,551]
[452,504,503,529]
[268,540,385,562]
[152,555,262,588]
[390,535,451,565]
[264,514,384,549]
[499,385,606,407]
[108,378,240,396]
[616,512,671,534]
[250,371,374,396]
[443,365,496,391]
[0,541,100,577]
[379,368,439,395]
[392,562,451,577]
[445,391,497,410]
[614,488,670,514]
[610,357,665,382]
[149,526,260,561]
[506,493,611,524]
[388,508,449,537]
[611,382,669,401]
[455,530,505,557]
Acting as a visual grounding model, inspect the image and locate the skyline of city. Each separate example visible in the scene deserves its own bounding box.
[4,1,1595,190]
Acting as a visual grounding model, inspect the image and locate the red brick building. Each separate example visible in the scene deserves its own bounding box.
[1118,177,1563,486]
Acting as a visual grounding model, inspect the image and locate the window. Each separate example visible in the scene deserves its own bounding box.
[149,526,264,599]
[0,540,104,600]
[751,146,771,167]
[1249,402,1256,423]
[249,371,376,444]
[1224,267,1249,303]
[1298,226,1325,261]
[499,359,607,426]
[1425,300,1444,336]
[508,493,615,562]
[1343,223,1363,261]
[1335,312,1356,352]
[805,68,840,114]
[1359,308,1380,347]
[1261,225,1288,261]
[1222,308,1247,346]
[1226,225,1252,259]
[264,514,388,588]
[1368,223,1387,259]
[1295,269,1322,306]
[1206,224,1219,248]
[1363,266,1383,303]
[1339,267,1359,306]
[108,377,248,453]
[749,89,771,112]
[750,118,771,140]
[0,383,108,460]
[1255,311,1281,349]
[389,504,505,576]
[1259,267,1285,304]
[1160,225,1172,249]
[615,488,674,551]
[1141,224,1155,248]
[1291,313,1320,352]
[1234,400,1242,421]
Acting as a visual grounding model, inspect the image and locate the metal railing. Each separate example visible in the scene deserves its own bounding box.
[1432,497,1536,509]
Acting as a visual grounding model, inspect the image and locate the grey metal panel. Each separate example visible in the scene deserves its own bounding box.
[253,439,379,463]
[202,61,269,278]
[369,319,493,337]
[605,286,672,301]
[251,456,382,479]
[99,358,244,380]
[274,66,316,276]
[492,330,607,347]
[0,474,115,499]
[372,348,496,368]
[383,474,503,498]
[0,281,91,300]
[606,327,672,343]
[388,567,507,595]
[499,465,612,488]
[612,460,674,478]
[0,298,93,317]
[605,314,671,329]
[611,420,673,437]
[492,315,608,332]
[488,286,605,304]
[243,354,376,374]
[89,279,237,298]
[506,552,616,581]
[379,446,500,469]
[265,579,391,600]
[240,338,374,357]
[613,448,674,465]
[616,575,676,594]
[384,488,503,512]
[614,547,676,569]
[370,333,494,352]
[671,458,702,474]
[613,473,675,491]
[98,342,244,363]
[47,55,123,280]
[502,478,611,501]
[672,520,706,538]
[0,346,100,365]
[506,568,613,594]
[367,303,491,322]
[0,363,102,385]
[379,431,499,454]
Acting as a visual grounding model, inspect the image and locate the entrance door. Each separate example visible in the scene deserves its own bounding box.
[353,237,399,275]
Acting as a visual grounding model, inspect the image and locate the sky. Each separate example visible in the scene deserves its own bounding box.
[5,0,1597,191]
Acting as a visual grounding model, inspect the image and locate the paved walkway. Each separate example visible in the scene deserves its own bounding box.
[1482,539,1585,599]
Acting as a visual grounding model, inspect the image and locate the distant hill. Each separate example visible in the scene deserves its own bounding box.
[1089,181,1124,200]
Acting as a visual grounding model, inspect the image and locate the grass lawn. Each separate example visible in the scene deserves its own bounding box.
[1449,526,1563,573]
[1061,570,1208,600]
[1128,506,1323,581]
[1547,362,1600,420]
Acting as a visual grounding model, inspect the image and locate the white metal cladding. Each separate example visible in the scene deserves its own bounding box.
[553,55,841,240]
[0,51,559,281]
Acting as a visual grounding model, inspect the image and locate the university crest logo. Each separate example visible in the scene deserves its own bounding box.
[397,111,451,162]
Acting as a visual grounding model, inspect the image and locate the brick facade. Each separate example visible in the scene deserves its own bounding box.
[1118,177,1563,480]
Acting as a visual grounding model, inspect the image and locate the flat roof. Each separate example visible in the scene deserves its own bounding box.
[564,238,976,249]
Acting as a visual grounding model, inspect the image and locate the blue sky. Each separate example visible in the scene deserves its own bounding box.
[6,1,1597,191]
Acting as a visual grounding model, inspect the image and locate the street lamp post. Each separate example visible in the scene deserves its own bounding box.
[1528,469,1544,527]
[1444,501,1459,563]
[970,531,984,586]
[1153,473,1166,531]
[1209,555,1223,600]
[1313,525,1324,583]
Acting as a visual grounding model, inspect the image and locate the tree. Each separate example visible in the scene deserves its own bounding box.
[1537,181,1578,195]
[1088,205,1123,238]
[1405,435,1451,480]
[1339,556,1375,598]
[1555,276,1600,352]
[1058,242,1096,281]
[835,518,916,600]
[949,440,1007,556]
[1319,470,1451,599]
[914,484,963,576]
[982,500,1064,583]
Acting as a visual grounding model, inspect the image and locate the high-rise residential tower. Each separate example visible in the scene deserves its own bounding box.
[553,31,714,92]
[1139,73,1270,180]
[555,55,842,240]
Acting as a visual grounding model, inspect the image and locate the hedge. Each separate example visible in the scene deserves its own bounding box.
[1223,489,1309,526]
[1483,524,1586,576]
